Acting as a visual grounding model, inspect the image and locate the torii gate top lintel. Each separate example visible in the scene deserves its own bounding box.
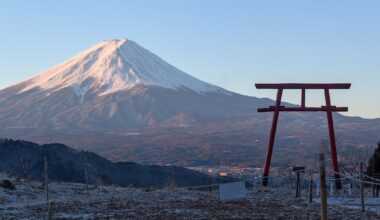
[255,83,351,113]
[256,83,351,190]
[255,83,351,90]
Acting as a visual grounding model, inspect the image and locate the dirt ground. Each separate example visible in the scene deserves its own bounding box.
[1,177,380,219]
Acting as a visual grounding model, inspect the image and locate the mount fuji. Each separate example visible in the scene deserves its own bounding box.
[0,39,264,130]
[19,39,229,99]
[0,39,379,166]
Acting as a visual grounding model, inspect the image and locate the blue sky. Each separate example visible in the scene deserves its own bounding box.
[0,0,379,118]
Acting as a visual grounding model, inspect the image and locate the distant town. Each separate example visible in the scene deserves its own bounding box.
[188,166,300,187]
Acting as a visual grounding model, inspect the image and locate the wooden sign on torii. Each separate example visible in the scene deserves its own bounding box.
[255,83,351,189]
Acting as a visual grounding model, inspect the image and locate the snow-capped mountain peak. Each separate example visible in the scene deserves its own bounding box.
[19,38,226,97]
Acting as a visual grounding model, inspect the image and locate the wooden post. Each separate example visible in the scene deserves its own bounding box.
[83,155,89,195]
[298,174,302,197]
[296,172,300,198]
[316,181,320,197]
[319,153,328,220]
[309,178,313,203]
[372,158,375,197]
[373,184,375,197]
[348,181,352,196]
[208,176,212,193]
[47,202,53,220]
[20,157,26,178]
[360,162,365,213]
[44,156,49,202]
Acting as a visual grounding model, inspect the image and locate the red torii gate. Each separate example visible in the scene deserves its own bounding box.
[256,83,351,189]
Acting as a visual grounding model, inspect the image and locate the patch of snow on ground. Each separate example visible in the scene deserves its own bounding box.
[1,173,380,219]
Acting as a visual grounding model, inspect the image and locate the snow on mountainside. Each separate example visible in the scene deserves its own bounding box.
[1,38,380,167]
[0,38,261,132]
[19,38,228,100]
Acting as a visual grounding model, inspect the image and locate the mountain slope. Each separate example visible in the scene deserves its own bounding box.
[0,139,224,187]
[0,38,269,130]
[14,38,228,97]
[0,38,379,167]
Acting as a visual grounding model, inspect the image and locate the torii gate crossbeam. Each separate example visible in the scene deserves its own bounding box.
[256,83,351,190]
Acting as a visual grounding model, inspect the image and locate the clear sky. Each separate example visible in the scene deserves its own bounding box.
[0,0,379,118]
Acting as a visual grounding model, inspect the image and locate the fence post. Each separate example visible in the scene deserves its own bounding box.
[298,172,301,197]
[316,181,320,197]
[348,181,352,196]
[373,184,375,197]
[44,156,49,202]
[372,157,375,197]
[20,157,26,178]
[319,153,328,220]
[296,172,300,197]
[208,176,212,193]
[47,202,54,220]
[83,155,89,195]
[329,182,334,196]
[360,161,365,213]
[309,178,313,203]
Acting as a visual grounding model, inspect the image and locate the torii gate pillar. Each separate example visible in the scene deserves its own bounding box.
[256,83,351,190]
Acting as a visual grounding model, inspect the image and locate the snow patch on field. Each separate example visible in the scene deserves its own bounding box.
[1,173,379,219]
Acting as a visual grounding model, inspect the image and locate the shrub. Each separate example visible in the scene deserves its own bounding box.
[0,179,16,190]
